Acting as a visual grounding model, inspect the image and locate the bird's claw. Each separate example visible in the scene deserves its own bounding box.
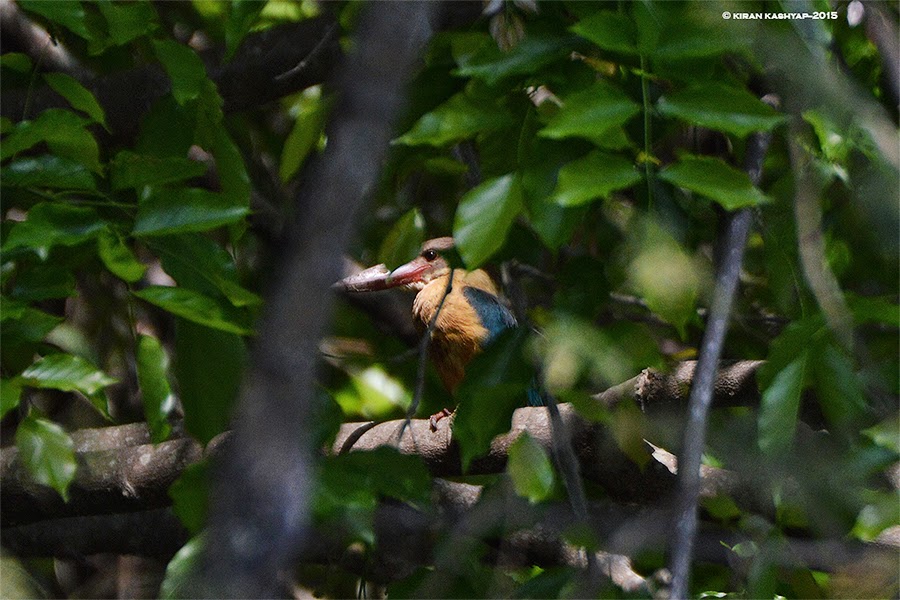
[429,408,453,432]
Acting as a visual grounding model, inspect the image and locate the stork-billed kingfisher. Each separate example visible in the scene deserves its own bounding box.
[337,237,537,427]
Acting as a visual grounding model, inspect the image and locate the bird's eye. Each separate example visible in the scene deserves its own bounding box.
[422,249,438,261]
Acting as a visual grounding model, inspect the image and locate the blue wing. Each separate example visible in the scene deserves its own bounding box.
[462,286,518,345]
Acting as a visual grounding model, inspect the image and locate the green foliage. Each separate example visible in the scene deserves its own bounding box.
[507,432,555,503]
[15,414,77,501]
[2,0,897,597]
[453,330,533,471]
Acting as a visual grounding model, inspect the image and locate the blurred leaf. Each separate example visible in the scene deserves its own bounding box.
[508,432,555,503]
[571,10,637,55]
[3,202,105,252]
[279,97,324,182]
[10,267,76,301]
[454,173,523,268]
[539,81,640,146]
[175,319,246,444]
[159,533,206,600]
[453,330,533,471]
[110,150,206,190]
[847,294,900,327]
[133,188,249,237]
[136,96,195,158]
[757,317,824,389]
[97,230,146,282]
[152,39,206,105]
[168,461,209,535]
[658,84,784,138]
[0,306,64,343]
[314,448,432,544]
[635,4,752,59]
[378,208,425,269]
[205,122,251,209]
[17,1,93,41]
[814,344,867,434]
[1,53,33,73]
[551,151,641,206]
[659,154,770,210]
[862,416,900,454]
[225,0,265,60]
[455,29,575,85]
[0,378,23,419]
[520,139,587,250]
[0,109,100,172]
[758,354,808,455]
[395,92,514,147]
[1,155,96,191]
[133,286,254,335]
[15,414,77,501]
[334,366,412,419]
[702,494,742,522]
[97,0,158,45]
[628,221,700,337]
[43,73,108,129]
[136,334,174,443]
[851,492,899,542]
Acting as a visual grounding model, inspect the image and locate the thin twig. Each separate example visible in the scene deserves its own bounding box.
[398,270,455,442]
[274,22,340,82]
[668,100,775,598]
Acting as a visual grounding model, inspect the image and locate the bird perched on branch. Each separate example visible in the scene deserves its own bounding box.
[336,237,539,428]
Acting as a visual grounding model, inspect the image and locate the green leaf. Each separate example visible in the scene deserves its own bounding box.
[159,534,206,600]
[22,353,117,401]
[110,150,206,189]
[1,108,101,173]
[279,97,324,182]
[132,188,249,237]
[570,10,637,55]
[453,174,523,268]
[96,0,158,45]
[15,414,77,501]
[539,81,640,146]
[206,123,250,208]
[136,334,174,443]
[395,92,514,147]
[1,155,96,191]
[551,151,641,206]
[147,235,260,308]
[1,378,23,419]
[758,354,808,455]
[659,154,771,210]
[657,84,784,138]
[18,1,94,41]
[0,306,63,343]
[862,416,900,454]
[1,53,33,73]
[453,330,533,471]
[97,230,146,282]
[378,208,425,269]
[9,267,76,301]
[814,344,867,434]
[508,432,555,503]
[628,221,700,338]
[43,73,108,129]
[454,30,575,86]
[225,0,266,60]
[175,320,246,444]
[3,202,105,251]
[169,461,209,535]
[133,286,254,335]
[152,39,207,105]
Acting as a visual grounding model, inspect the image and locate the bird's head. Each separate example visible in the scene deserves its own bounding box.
[336,237,455,293]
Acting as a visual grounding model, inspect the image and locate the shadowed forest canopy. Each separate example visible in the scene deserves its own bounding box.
[0,0,898,598]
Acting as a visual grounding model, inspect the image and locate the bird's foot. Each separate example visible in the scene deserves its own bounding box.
[429,408,453,432]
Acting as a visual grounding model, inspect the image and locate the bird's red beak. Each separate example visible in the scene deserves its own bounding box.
[335,258,428,292]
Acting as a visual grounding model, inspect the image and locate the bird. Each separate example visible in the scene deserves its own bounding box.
[336,237,537,428]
